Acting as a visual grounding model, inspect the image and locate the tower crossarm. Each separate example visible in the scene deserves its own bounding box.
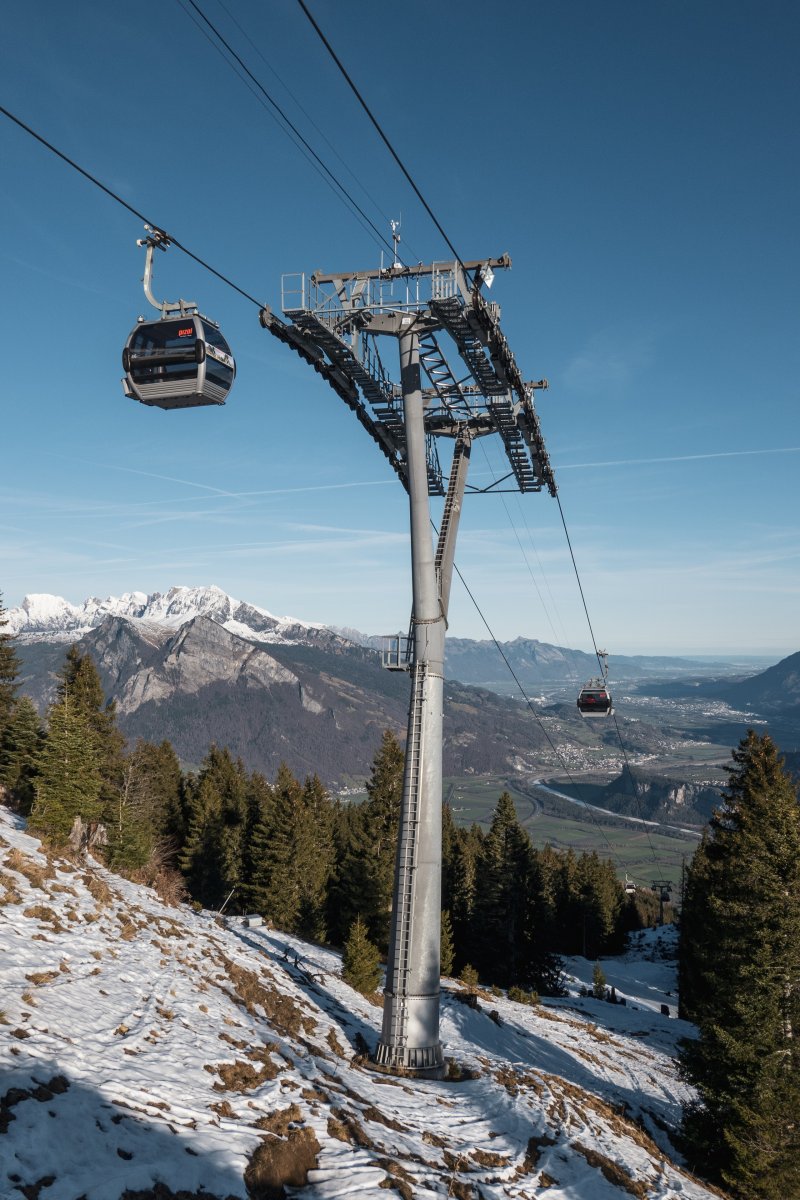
[428,295,508,396]
[259,305,408,489]
[418,328,474,420]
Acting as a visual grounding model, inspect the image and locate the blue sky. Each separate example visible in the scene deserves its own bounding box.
[1,0,797,657]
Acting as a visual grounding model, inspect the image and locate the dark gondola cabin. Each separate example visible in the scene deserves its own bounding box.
[122,314,235,409]
[577,684,613,717]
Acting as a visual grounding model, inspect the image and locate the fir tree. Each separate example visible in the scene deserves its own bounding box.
[240,770,275,914]
[0,695,43,814]
[57,645,126,825]
[30,695,103,844]
[179,746,248,909]
[104,739,183,872]
[296,774,336,942]
[440,909,455,977]
[679,731,800,1197]
[0,591,21,740]
[341,916,381,995]
[472,793,531,986]
[448,822,483,969]
[362,729,404,946]
[329,731,404,951]
[258,763,307,930]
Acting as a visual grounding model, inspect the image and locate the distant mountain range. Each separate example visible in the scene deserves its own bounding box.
[8,587,797,785]
[8,585,339,648]
[10,586,765,684]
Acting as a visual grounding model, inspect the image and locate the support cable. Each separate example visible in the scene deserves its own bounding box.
[446,549,650,881]
[212,0,418,259]
[0,104,266,310]
[179,0,397,260]
[296,0,472,281]
[555,492,659,862]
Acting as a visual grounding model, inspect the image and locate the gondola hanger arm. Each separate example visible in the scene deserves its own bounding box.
[137,225,197,318]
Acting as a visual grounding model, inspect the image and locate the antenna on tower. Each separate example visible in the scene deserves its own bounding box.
[390,217,401,269]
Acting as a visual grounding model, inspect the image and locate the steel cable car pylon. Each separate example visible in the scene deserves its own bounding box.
[122,227,235,410]
[266,248,556,1074]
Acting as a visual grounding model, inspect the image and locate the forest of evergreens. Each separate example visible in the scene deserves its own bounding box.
[1,592,798,1198]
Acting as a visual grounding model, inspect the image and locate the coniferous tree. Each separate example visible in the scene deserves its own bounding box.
[0,591,21,741]
[362,729,404,945]
[179,746,248,909]
[577,851,625,959]
[440,909,455,977]
[30,695,103,843]
[258,763,308,930]
[329,730,404,951]
[104,739,184,872]
[472,793,531,986]
[57,645,126,823]
[341,916,382,995]
[240,770,275,914]
[0,695,43,814]
[449,822,484,970]
[296,774,336,942]
[679,731,800,1197]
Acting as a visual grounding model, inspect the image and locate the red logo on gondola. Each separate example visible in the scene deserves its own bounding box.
[178,327,193,337]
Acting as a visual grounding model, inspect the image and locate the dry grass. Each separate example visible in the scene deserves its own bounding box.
[118,914,139,941]
[326,1029,346,1057]
[21,991,36,1007]
[207,1043,280,1093]
[373,1157,415,1200]
[210,1099,240,1119]
[469,1147,509,1168]
[244,1125,320,1200]
[572,1142,648,1197]
[361,1105,407,1132]
[216,954,306,1037]
[82,873,112,906]
[5,847,54,889]
[328,1107,373,1149]
[25,971,59,986]
[22,905,64,933]
[0,870,22,904]
[253,1102,301,1135]
[50,883,78,897]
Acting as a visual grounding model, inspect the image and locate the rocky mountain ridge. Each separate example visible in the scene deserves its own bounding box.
[6,585,341,650]
[15,611,689,787]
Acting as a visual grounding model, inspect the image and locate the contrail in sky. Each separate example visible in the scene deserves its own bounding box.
[558,446,800,469]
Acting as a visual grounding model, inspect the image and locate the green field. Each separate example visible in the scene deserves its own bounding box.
[444,776,697,891]
[342,774,698,892]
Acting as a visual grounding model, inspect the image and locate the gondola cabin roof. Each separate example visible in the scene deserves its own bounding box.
[122,313,235,410]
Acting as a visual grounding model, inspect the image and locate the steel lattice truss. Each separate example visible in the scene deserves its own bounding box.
[259,255,557,498]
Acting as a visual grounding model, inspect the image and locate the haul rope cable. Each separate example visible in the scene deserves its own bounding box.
[177,0,398,261]
[201,0,408,253]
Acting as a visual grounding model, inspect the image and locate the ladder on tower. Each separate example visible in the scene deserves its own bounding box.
[384,660,427,1046]
[435,433,470,583]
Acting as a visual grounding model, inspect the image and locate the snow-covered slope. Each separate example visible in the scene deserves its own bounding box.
[0,807,719,1200]
[6,586,334,648]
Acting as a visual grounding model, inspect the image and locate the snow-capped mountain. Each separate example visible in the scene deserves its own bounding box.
[6,585,336,648]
